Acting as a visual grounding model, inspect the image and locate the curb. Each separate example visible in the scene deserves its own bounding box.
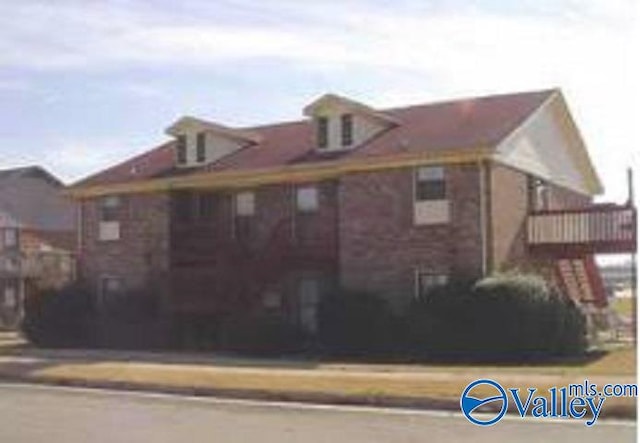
[0,373,462,411]
[0,374,635,421]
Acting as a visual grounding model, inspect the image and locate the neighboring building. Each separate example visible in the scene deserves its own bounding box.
[0,166,76,329]
[68,89,636,339]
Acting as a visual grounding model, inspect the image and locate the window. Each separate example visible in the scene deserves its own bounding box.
[414,166,449,225]
[172,191,216,223]
[317,117,328,149]
[296,186,319,212]
[176,135,187,164]
[4,257,18,272]
[2,228,18,248]
[98,276,123,310]
[196,132,206,163]
[172,191,194,223]
[341,113,353,146]
[262,289,282,311]
[99,196,121,241]
[99,195,121,222]
[415,166,446,201]
[235,191,255,216]
[416,272,448,299]
[198,192,216,220]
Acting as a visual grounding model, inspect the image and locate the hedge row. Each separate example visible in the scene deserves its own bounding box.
[21,274,587,358]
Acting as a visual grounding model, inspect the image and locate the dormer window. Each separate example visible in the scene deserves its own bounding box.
[196,132,206,163]
[304,94,399,152]
[341,114,353,146]
[176,135,187,165]
[167,116,261,168]
[317,117,328,149]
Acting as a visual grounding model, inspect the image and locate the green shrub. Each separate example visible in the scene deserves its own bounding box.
[318,291,397,355]
[404,273,587,359]
[217,315,308,355]
[403,276,477,356]
[21,283,96,348]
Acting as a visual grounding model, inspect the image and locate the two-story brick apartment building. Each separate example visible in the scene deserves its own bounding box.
[68,89,636,338]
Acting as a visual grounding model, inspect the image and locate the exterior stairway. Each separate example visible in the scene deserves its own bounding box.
[555,256,607,307]
[555,255,613,343]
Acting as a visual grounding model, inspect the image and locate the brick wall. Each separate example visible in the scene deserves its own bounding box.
[78,162,593,315]
[338,164,483,310]
[79,193,170,294]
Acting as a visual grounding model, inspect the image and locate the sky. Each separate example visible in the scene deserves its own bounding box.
[0,0,638,204]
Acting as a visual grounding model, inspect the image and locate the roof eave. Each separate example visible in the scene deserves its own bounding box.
[66,146,493,199]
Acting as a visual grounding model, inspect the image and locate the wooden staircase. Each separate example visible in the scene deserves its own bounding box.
[555,255,607,308]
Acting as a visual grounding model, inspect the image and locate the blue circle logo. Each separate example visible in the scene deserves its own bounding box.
[460,379,508,426]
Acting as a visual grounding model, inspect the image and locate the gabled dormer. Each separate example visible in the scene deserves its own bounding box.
[303,94,399,152]
[166,117,261,168]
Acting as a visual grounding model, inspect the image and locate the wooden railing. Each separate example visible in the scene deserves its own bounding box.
[168,216,338,314]
[528,204,636,255]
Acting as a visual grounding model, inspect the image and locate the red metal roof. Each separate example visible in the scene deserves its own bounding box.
[73,89,554,189]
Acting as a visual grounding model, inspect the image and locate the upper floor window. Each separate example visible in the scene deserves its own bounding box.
[296,186,319,213]
[172,191,194,223]
[415,166,446,201]
[341,114,353,146]
[198,192,215,220]
[235,191,255,217]
[196,132,206,163]
[99,195,121,241]
[100,195,121,222]
[176,135,187,165]
[172,191,216,223]
[414,166,449,225]
[317,117,328,149]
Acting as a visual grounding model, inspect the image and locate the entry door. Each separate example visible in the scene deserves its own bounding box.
[298,277,320,334]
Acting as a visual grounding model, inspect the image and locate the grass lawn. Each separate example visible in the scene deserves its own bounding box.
[0,332,635,418]
[10,347,631,419]
[611,297,635,317]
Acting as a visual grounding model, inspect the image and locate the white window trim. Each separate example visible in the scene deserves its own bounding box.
[296,186,319,213]
[413,165,450,226]
[98,221,121,241]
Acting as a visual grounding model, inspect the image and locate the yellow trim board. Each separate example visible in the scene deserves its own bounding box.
[67,147,492,198]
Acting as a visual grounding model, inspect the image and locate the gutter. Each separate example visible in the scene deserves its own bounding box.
[65,147,494,199]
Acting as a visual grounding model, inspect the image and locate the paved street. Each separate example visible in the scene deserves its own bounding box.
[0,383,635,442]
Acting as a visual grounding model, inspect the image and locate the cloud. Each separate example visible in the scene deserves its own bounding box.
[0,0,636,199]
[0,79,33,93]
